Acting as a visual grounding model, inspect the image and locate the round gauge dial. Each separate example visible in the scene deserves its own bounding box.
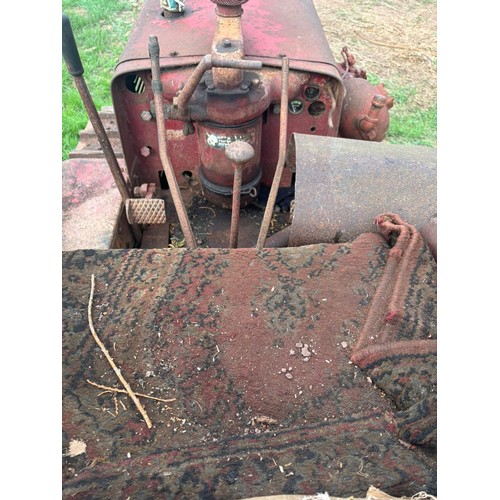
[304,85,321,101]
[288,99,304,114]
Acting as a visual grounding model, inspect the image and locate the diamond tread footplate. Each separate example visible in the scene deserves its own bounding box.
[125,198,167,225]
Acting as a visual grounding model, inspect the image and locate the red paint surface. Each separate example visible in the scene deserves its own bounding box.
[111,0,344,194]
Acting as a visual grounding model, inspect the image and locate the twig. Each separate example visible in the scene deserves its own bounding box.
[88,274,153,428]
[213,344,220,362]
[87,379,176,403]
[198,206,217,218]
[354,31,437,56]
[97,390,113,397]
[356,458,369,478]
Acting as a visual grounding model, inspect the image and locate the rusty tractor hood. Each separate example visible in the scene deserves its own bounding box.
[113,0,341,80]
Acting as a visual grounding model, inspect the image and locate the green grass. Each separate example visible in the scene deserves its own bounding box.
[387,105,437,147]
[62,0,138,159]
[367,75,437,147]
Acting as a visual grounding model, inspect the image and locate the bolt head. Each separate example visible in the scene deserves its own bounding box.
[140,146,151,157]
[141,110,153,122]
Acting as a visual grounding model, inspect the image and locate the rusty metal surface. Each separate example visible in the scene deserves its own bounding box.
[226,140,255,247]
[229,165,243,247]
[419,216,437,262]
[256,57,289,250]
[264,225,291,248]
[288,134,437,246]
[70,70,142,245]
[211,0,248,6]
[69,106,123,159]
[114,0,339,76]
[211,13,245,90]
[174,55,262,111]
[198,118,262,194]
[110,0,344,197]
[62,158,126,251]
[338,77,393,142]
[111,64,338,191]
[73,76,132,202]
[149,35,197,249]
[140,223,170,249]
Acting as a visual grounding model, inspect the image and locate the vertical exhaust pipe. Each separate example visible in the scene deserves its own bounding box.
[210,0,249,90]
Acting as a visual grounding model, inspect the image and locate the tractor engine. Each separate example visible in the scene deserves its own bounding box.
[110,0,392,210]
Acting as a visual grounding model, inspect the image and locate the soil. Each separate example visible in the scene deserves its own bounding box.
[313,0,437,110]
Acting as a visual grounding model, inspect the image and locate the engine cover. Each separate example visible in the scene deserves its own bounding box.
[111,0,344,199]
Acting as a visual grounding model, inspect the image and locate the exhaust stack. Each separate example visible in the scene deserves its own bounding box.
[210,0,249,90]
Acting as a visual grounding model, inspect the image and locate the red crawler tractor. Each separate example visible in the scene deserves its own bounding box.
[62,1,437,498]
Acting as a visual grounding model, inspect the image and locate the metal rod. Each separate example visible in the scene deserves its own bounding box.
[71,77,131,202]
[149,35,197,249]
[174,54,262,110]
[62,14,142,245]
[174,54,212,110]
[256,56,290,250]
[229,165,243,248]
[225,141,255,248]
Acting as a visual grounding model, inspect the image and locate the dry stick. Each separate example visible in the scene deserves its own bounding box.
[87,379,176,404]
[87,274,153,428]
[355,31,437,56]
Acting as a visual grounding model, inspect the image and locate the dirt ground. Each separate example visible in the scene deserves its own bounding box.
[313,0,437,110]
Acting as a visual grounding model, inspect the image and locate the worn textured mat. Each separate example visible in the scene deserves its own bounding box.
[62,217,437,499]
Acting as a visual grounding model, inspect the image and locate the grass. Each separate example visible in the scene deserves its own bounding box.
[62,0,139,159]
[367,75,437,147]
[388,105,436,147]
[62,0,436,159]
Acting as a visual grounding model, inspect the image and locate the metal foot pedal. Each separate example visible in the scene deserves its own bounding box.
[125,198,167,225]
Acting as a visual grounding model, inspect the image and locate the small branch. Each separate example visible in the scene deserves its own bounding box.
[354,31,437,56]
[198,206,217,218]
[88,274,153,428]
[87,379,176,404]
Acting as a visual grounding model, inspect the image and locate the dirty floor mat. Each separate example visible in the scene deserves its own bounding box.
[62,219,437,499]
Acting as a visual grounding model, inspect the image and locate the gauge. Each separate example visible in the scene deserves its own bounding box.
[288,99,304,114]
[308,101,326,117]
[304,85,320,101]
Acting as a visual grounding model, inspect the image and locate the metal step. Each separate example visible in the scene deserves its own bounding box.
[69,106,124,159]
